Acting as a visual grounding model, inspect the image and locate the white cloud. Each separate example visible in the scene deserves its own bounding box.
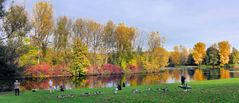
[14,0,239,50]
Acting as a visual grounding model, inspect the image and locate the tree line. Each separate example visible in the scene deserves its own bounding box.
[170,41,239,68]
[0,1,238,77]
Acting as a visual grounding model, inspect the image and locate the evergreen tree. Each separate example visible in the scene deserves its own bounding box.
[71,38,90,76]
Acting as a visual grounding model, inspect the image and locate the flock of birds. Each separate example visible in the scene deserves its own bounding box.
[56,84,191,99]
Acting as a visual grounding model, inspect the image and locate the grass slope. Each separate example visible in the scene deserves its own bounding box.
[1,78,239,103]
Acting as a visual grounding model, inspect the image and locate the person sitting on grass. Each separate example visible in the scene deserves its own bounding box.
[14,80,20,96]
[117,84,122,90]
[60,85,64,92]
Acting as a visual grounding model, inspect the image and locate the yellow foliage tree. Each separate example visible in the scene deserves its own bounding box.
[192,42,206,65]
[32,1,54,58]
[218,41,231,65]
[115,23,137,69]
[171,46,180,65]
[150,47,169,71]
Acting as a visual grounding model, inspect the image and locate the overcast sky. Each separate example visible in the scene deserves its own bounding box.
[10,0,239,50]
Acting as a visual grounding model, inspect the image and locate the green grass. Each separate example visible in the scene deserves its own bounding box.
[1,78,239,103]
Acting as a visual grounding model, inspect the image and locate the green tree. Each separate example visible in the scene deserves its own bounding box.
[2,4,30,62]
[230,47,239,64]
[0,0,6,40]
[0,0,5,40]
[187,53,195,65]
[19,41,38,67]
[206,45,219,68]
[71,38,90,76]
[0,0,5,18]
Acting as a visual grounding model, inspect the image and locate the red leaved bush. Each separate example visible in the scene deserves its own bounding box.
[24,63,71,77]
[85,66,100,75]
[25,63,140,77]
[51,64,71,76]
[128,64,139,73]
[85,64,124,75]
[24,63,51,77]
[101,64,124,74]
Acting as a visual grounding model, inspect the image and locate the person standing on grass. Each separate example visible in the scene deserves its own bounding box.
[181,75,186,86]
[14,80,20,96]
[49,79,53,93]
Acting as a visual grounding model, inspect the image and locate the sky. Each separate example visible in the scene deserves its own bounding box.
[8,0,239,51]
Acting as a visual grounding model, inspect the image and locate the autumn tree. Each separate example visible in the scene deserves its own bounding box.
[218,41,231,66]
[54,16,71,64]
[142,32,168,71]
[192,42,206,65]
[148,32,165,51]
[151,47,169,70]
[103,20,116,64]
[86,20,104,66]
[146,31,164,67]
[171,46,180,66]
[71,38,90,76]
[72,18,87,42]
[115,23,137,69]
[32,1,54,59]
[206,44,219,67]
[179,45,189,65]
[230,47,239,64]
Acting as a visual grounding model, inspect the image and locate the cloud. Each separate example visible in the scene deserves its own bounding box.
[16,0,239,50]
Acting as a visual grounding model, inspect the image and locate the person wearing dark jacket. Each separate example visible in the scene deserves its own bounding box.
[181,76,186,86]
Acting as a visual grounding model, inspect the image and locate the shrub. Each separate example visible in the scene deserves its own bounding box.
[24,63,71,77]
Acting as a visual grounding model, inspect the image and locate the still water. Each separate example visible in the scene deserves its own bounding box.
[1,68,239,91]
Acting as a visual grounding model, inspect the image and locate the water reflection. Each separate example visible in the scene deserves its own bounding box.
[193,69,204,81]
[220,68,230,79]
[2,68,239,91]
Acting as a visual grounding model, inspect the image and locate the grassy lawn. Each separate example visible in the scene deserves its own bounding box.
[1,78,239,103]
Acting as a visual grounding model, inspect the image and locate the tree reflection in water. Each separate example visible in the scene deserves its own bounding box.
[220,68,230,79]
[193,69,204,81]
[16,68,239,90]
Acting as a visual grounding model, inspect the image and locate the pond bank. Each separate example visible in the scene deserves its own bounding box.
[1,78,239,103]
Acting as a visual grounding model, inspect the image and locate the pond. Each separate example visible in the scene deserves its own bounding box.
[1,68,239,92]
